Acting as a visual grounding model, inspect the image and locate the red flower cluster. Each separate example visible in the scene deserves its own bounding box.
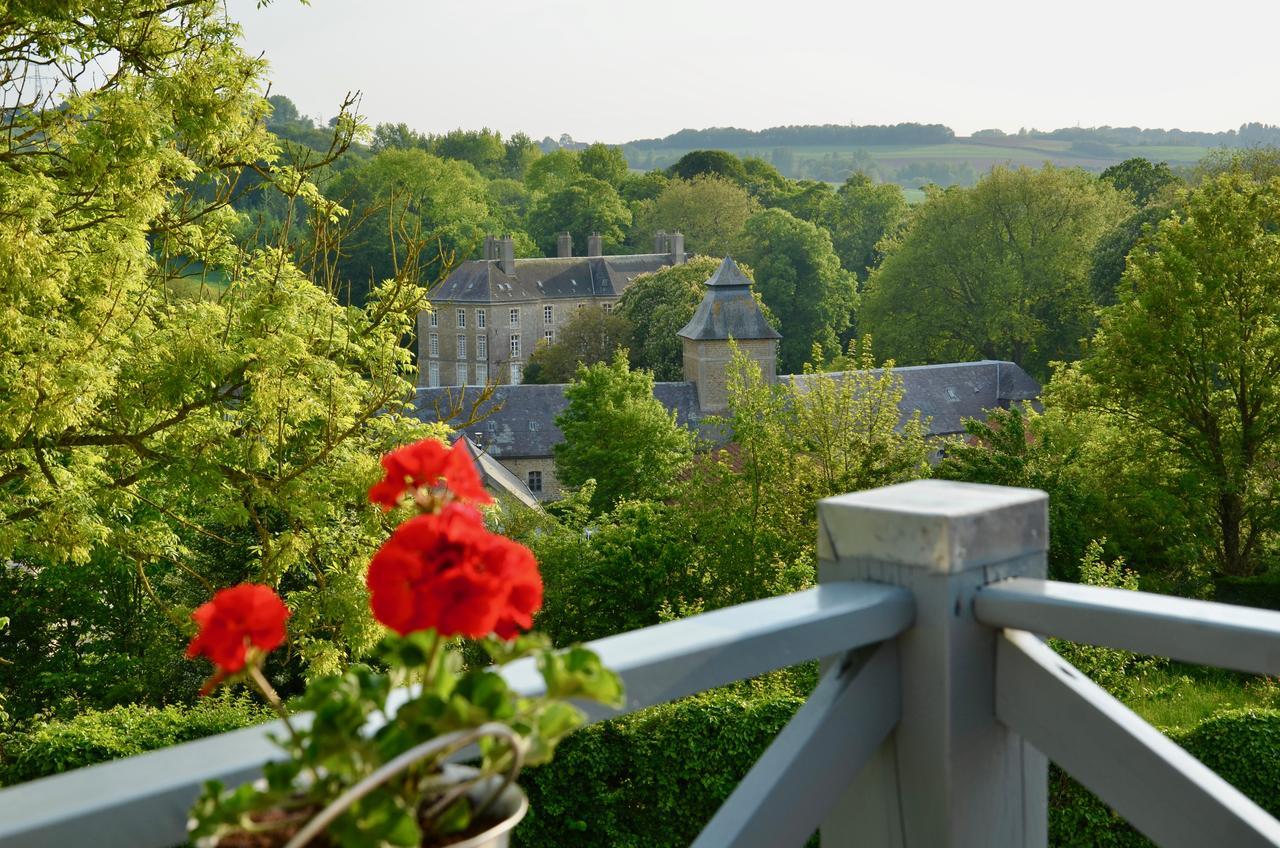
[366,503,542,639]
[187,583,290,673]
[368,439,491,510]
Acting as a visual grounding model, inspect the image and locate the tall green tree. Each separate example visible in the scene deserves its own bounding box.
[667,150,747,184]
[0,0,439,714]
[332,148,494,302]
[735,209,857,373]
[553,353,694,513]
[861,165,1130,379]
[1100,158,1180,206]
[578,143,630,187]
[824,174,910,281]
[524,306,634,384]
[526,177,632,256]
[629,176,758,258]
[1067,171,1280,578]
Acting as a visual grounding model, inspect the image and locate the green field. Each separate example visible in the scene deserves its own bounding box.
[626,136,1214,195]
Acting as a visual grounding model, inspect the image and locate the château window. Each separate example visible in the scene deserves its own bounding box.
[577,303,585,310]
[544,305,553,325]
[456,308,466,328]
[527,470,543,493]
[602,302,613,313]
[544,329,554,345]
[429,334,438,358]
[476,362,488,385]
[456,363,468,386]
[510,334,520,357]
[429,311,438,328]
[509,308,520,328]
[510,362,522,384]
[457,335,467,360]
[476,335,487,359]
[476,309,486,329]
[428,361,439,387]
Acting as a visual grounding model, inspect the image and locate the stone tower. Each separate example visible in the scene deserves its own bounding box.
[677,256,781,414]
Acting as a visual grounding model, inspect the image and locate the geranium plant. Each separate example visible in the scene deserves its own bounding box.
[187,439,623,847]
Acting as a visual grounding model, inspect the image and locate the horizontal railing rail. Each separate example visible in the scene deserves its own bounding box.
[0,581,913,848]
[975,576,1280,677]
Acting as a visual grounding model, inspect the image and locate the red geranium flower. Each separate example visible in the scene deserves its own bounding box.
[366,503,502,637]
[187,583,290,673]
[482,536,544,639]
[368,439,491,510]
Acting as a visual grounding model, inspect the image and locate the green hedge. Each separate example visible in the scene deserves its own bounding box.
[518,691,1279,848]
[1049,708,1280,846]
[1215,573,1280,611]
[516,681,811,848]
[0,694,270,786]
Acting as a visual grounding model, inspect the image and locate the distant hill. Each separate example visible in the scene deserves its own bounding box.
[619,122,1280,193]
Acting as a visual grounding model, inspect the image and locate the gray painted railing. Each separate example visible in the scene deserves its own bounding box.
[1,479,1279,847]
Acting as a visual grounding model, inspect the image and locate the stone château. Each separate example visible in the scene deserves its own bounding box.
[415,256,1040,501]
[420,232,686,387]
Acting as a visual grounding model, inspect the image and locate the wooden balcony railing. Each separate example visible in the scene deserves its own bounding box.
[2,480,1278,847]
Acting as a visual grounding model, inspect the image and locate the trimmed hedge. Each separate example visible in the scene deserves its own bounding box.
[1049,708,1280,846]
[0,694,271,786]
[516,681,811,848]
[1215,573,1280,611]
[519,691,1280,848]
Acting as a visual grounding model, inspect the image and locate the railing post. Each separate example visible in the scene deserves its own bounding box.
[817,479,1048,848]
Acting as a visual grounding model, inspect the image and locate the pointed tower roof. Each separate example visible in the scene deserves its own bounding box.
[677,256,782,341]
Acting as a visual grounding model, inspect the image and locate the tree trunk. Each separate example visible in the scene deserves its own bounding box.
[1218,492,1252,577]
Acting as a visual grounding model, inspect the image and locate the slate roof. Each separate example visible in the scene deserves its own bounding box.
[785,360,1041,437]
[412,361,1041,458]
[455,435,543,510]
[430,254,676,304]
[677,256,781,342]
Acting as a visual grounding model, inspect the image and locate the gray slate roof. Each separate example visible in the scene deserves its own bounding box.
[455,435,543,510]
[785,360,1041,437]
[677,256,781,342]
[413,360,1041,458]
[431,254,676,304]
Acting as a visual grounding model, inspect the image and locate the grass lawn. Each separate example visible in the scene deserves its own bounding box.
[1124,663,1280,732]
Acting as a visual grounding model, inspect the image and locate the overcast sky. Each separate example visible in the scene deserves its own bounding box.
[228,0,1280,143]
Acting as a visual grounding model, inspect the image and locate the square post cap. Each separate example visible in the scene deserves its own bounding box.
[818,480,1047,572]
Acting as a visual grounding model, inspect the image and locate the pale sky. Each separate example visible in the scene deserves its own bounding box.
[229,0,1280,143]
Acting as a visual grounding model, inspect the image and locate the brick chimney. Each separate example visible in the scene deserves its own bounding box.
[556,232,573,258]
[587,233,603,257]
[482,235,497,260]
[499,235,515,275]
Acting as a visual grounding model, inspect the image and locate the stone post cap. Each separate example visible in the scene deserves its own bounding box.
[818,480,1047,572]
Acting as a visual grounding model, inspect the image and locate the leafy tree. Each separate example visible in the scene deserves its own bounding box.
[0,0,439,716]
[1100,158,1180,206]
[736,209,857,373]
[770,179,835,224]
[332,148,493,302]
[739,156,791,203]
[823,174,910,281]
[667,150,747,184]
[428,127,506,177]
[1069,171,1280,578]
[502,132,542,181]
[630,176,758,258]
[525,149,582,195]
[526,177,632,256]
[1089,201,1178,307]
[935,405,1098,580]
[862,165,1131,379]
[524,306,635,383]
[578,143,630,187]
[616,257,773,381]
[553,353,694,513]
[620,170,670,204]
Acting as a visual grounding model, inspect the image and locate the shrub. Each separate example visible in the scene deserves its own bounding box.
[1049,708,1280,846]
[516,680,809,848]
[0,694,270,786]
